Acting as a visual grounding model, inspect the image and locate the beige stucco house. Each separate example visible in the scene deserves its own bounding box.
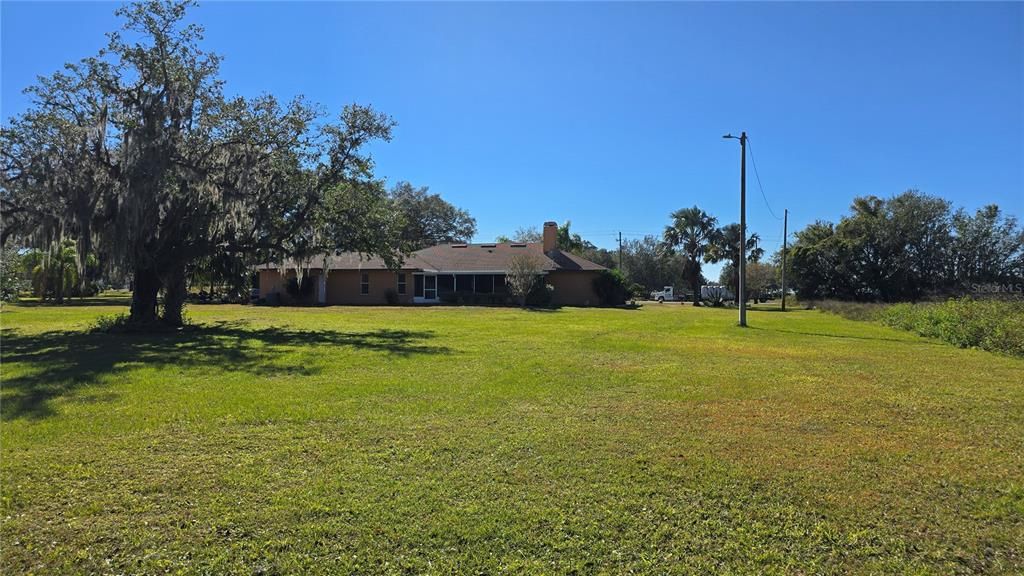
[257,222,608,307]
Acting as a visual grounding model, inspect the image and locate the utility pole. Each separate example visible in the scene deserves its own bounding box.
[723,131,747,327]
[618,231,623,271]
[739,132,747,327]
[781,208,788,312]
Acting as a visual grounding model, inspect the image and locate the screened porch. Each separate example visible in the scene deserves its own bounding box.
[413,273,509,303]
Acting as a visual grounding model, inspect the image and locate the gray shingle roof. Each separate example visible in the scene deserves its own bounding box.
[258,243,606,273]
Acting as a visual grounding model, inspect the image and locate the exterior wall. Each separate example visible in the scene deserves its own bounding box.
[546,270,602,307]
[324,269,414,305]
[258,268,323,305]
[259,269,287,298]
[259,268,602,306]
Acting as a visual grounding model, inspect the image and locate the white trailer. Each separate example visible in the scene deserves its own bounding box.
[700,285,735,305]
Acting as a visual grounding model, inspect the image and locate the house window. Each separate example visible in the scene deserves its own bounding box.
[360,273,369,295]
[397,273,406,295]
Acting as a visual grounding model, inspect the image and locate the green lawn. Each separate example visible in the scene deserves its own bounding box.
[1,302,1022,574]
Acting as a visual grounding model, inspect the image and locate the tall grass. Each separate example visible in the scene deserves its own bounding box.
[880,297,1024,357]
[810,297,1024,357]
[809,300,889,321]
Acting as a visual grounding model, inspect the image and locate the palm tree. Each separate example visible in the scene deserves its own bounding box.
[28,240,79,304]
[663,207,719,306]
[708,223,765,299]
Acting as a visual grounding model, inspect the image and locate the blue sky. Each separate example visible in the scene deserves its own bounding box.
[3,1,1023,272]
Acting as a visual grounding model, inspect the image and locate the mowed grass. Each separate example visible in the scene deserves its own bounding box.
[1,302,1022,575]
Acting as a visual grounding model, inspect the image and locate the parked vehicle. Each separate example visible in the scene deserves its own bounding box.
[700,285,735,306]
[650,286,679,302]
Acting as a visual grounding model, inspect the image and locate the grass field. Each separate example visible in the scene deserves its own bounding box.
[2,301,1022,574]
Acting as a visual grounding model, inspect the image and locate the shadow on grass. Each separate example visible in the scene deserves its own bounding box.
[747,325,936,344]
[0,321,449,421]
[12,296,134,307]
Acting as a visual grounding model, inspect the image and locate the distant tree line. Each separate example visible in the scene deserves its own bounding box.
[788,190,1024,301]
[495,193,1024,307]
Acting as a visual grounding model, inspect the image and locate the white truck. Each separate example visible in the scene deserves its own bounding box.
[650,286,681,302]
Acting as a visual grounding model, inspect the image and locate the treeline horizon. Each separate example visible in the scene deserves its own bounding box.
[787,190,1023,302]
[507,190,1022,305]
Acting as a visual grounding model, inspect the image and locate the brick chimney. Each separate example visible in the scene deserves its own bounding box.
[542,221,558,252]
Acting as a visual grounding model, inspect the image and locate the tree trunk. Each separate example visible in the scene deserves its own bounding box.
[162,266,187,327]
[691,272,701,307]
[55,264,65,304]
[130,266,161,324]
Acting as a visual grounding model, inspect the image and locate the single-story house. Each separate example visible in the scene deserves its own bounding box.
[257,221,607,306]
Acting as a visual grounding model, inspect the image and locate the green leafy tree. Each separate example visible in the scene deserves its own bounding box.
[1,0,402,326]
[620,235,686,295]
[834,196,905,300]
[951,204,1024,288]
[556,221,586,253]
[389,181,476,250]
[787,190,1022,301]
[556,221,616,267]
[663,206,719,306]
[722,260,776,302]
[789,221,843,300]
[888,191,953,296]
[708,223,765,296]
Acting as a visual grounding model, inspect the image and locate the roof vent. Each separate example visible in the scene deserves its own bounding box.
[510,243,527,248]
[451,244,467,248]
[480,243,496,248]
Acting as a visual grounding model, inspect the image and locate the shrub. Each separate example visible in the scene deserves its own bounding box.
[525,283,555,308]
[879,297,1024,357]
[384,288,399,305]
[592,269,630,306]
[91,313,131,332]
[628,283,644,301]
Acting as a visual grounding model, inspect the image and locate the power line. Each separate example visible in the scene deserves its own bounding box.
[745,138,783,221]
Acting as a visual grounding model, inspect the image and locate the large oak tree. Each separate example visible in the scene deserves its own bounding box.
[1,0,405,326]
